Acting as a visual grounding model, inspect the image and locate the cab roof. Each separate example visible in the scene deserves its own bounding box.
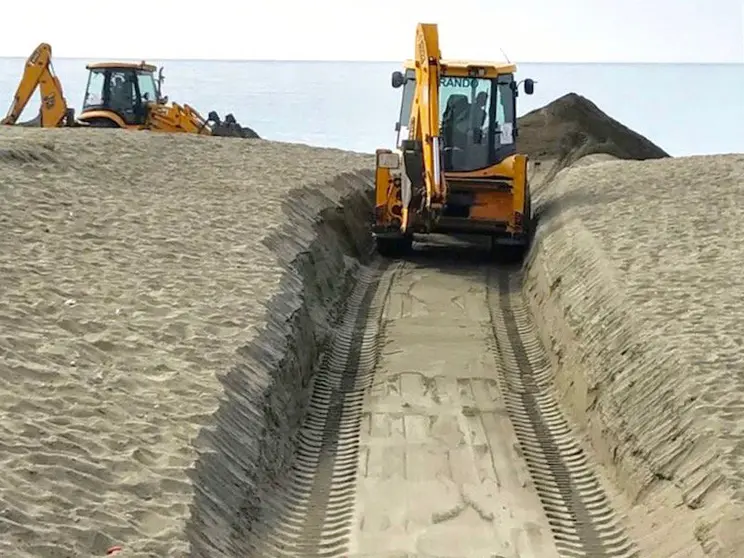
[86,61,157,72]
[403,58,517,75]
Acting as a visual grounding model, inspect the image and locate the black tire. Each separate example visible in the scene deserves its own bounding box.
[376,235,413,259]
[490,237,528,264]
[85,117,121,128]
[511,242,529,263]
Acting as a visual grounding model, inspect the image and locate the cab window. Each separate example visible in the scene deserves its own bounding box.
[83,70,106,108]
[107,71,137,115]
[137,71,158,103]
[395,69,416,146]
[439,75,492,172]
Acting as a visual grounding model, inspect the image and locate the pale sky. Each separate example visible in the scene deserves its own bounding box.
[1,0,742,62]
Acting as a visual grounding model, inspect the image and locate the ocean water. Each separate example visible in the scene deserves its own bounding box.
[0,58,742,157]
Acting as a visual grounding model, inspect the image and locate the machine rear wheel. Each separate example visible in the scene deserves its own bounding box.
[84,117,120,128]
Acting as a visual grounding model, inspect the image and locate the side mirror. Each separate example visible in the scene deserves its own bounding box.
[157,67,165,99]
[524,78,535,95]
[391,71,405,89]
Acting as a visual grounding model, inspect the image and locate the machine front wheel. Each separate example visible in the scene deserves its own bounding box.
[375,235,413,259]
[490,237,529,264]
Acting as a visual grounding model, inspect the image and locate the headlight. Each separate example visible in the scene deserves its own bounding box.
[377,152,400,169]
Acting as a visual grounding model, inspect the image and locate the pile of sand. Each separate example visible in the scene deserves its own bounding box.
[521,95,744,556]
[517,92,669,182]
[0,127,374,557]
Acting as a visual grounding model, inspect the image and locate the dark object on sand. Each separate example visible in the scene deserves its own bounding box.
[207,111,260,139]
[517,93,668,172]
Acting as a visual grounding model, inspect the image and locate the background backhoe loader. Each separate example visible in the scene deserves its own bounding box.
[373,23,535,259]
[75,61,213,134]
[2,43,258,138]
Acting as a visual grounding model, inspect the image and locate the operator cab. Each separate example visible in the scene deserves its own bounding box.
[392,65,534,173]
[81,62,164,126]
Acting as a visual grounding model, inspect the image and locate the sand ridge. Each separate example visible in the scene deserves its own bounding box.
[0,127,375,557]
[524,153,744,556]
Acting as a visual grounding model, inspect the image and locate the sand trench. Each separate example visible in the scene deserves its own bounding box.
[185,173,379,557]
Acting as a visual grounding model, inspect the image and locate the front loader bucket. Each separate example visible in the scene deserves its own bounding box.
[401,139,424,189]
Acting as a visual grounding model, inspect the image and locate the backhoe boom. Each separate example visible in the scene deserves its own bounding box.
[1,43,73,127]
[413,23,446,213]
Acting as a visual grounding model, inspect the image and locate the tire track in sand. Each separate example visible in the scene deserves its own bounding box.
[244,238,640,557]
[243,260,393,557]
[348,244,560,558]
[487,267,639,558]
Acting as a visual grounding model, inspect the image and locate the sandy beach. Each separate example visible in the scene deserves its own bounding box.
[0,127,374,556]
[3,91,744,557]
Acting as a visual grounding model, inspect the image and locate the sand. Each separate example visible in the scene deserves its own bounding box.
[518,94,744,556]
[524,152,744,556]
[516,94,744,556]
[0,127,375,557]
[4,91,744,558]
[349,249,560,557]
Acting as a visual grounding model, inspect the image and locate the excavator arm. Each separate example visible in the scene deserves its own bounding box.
[400,23,447,231]
[144,102,212,135]
[1,43,72,127]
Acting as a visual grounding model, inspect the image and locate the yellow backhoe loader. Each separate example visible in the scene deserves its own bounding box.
[2,43,258,137]
[75,61,212,134]
[373,23,535,258]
